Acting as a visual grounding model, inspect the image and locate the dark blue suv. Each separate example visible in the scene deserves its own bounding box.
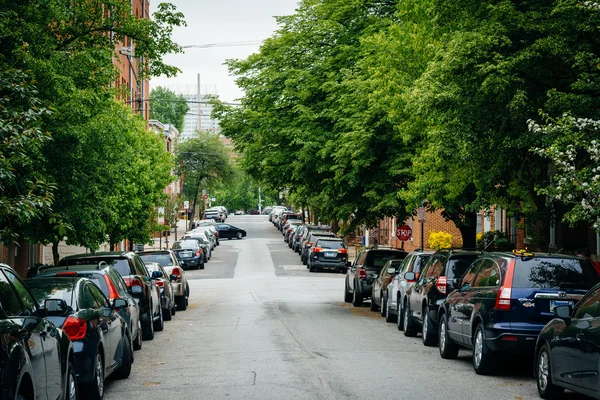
[438,251,600,375]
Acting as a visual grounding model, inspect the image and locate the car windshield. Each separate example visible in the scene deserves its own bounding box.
[60,257,131,277]
[139,253,175,267]
[513,258,600,290]
[447,255,479,280]
[315,240,344,249]
[68,273,109,297]
[144,263,160,272]
[366,251,407,270]
[173,241,198,250]
[25,280,76,308]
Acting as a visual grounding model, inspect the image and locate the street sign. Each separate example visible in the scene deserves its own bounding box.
[417,207,427,223]
[396,224,413,241]
[184,201,190,210]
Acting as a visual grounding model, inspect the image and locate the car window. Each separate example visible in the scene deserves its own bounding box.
[447,255,480,280]
[412,255,431,274]
[89,284,109,308]
[461,259,482,288]
[513,258,599,290]
[315,240,345,249]
[4,269,36,315]
[366,251,406,270]
[174,241,199,250]
[424,256,444,278]
[0,271,26,316]
[139,253,175,267]
[473,259,501,288]
[75,273,109,297]
[574,285,600,319]
[356,251,368,266]
[62,257,132,277]
[398,256,413,274]
[108,269,129,297]
[133,256,148,277]
[79,285,99,309]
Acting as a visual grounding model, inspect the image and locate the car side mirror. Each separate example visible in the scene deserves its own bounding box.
[44,299,69,316]
[169,274,178,281]
[151,270,163,279]
[404,271,416,282]
[554,305,572,321]
[112,298,128,310]
[130,285,143,296]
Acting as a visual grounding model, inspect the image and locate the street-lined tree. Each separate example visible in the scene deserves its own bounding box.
[150,87,190,132]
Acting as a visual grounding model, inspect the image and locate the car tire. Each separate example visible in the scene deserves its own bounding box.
[154,304,164,332]
[65,359,77,400]
[176,296,187,311]
[422,307,438,347]
[439,313,459,359]
[403,303,418,337]
[352,285,363,307]
[133,320,142,351]
[141,306,154,341]
[385,295,396,323]
[473,324,495,375]
[84,351,104,400]
[113,334,132,379]
[397,300,404,331]
[302,256,307,265]
[309,264,316,273]
[200,263,205,270]
[370,292,378,312]
[344,282,353,303]
[163,303,172,321]
[236,232,243,239]
[536,343,564,399]
[380,293,386,317]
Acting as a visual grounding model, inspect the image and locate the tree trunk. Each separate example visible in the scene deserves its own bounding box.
[52,241,60,266]
[457,212,478,249]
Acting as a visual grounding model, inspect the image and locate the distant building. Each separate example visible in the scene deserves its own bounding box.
[179,93,220,140]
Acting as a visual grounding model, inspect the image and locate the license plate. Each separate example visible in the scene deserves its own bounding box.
[550,300,573,312]
[181,251,192,258]
[324,252,337,258]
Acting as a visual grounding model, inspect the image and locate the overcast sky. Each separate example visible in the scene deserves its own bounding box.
[150,0,299,102]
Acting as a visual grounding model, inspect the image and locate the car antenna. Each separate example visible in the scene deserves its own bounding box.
[554,247,564,255]
[483,233,499,251]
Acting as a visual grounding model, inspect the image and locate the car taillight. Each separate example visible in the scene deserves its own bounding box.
[313,247,323,253]
[55,271,77,276]
[171,267,182,278]
[358,268,367,279]
[155,280,164,287]
[62,316,87,340]
[214,232,219,237]
[436,276,447,294]
[123,277,143,289]
[338,249,347,254]
[103,275,119,300]
[495,259,515,310]
[195,249,202,257]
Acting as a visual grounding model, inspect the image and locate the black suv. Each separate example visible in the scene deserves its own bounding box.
[403,249,480,346]
[439,252,600,375]
[58,251,162,340]
[344,248,408,307]
[301,231,336,265]
[307,237,349,273]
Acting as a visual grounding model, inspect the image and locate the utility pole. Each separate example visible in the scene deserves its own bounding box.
[258,187,262,213]
[196,74,201,133]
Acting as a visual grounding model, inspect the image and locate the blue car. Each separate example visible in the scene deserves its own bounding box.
[26,277,133,400]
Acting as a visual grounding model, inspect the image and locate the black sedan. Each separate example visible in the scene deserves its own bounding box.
[26,277,132,400]
[215,223,247,240]
[172,239,205,269]
[536,282,600,399]
[0,263,77,400]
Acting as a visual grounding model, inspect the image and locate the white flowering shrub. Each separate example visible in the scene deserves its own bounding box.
[531,114,600,230]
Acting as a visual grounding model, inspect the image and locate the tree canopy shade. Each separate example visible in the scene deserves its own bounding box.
[150,87,190,132]
[217,0,600,248]
[176,133,233,229]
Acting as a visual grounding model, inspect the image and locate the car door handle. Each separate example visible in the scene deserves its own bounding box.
[576,333,585,341]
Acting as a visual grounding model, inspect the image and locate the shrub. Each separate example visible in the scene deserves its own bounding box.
[476,230,513,251]
[429,231,453,250]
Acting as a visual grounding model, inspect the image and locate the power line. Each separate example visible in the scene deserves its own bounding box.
[182,40,263,49]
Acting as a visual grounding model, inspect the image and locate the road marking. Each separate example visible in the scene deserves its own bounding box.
[281,265,305,270]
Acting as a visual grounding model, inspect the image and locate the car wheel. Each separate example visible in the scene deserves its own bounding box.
[84,352,104,400]
[537,343,564,399]
[380,293,386,317]
[65,359,77,400]
[422,307,438,347]
[370,291,378,312]
[133,320,142,351]
[141,305,154,341]
[176,295,187,311]
[200,263,205,270]
[473,324,495,375]
[113,334,132,379]
[236,232,243,239]
[163,303,172,321]
[344,282,353,303]
[439,313,459,359]
[302,255,307,265]
[397,300,404,331]
[171,302,176,316]
[403,303,418,337]
[154,304,164,332]
[385,295,396,323]
[352,285,363,307]
[309,263,316,272]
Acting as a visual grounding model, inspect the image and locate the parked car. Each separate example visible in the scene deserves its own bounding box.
[58,252,163,341]
[35,262,143,351]
[192,225,219,247]
[370,259,404,313]
[181,234,212,261]
[204,209,225,222]
[214,223,247,240]
[262,206,274,215]
[26,277,132,399]
[535,280,600,399]
[291,225,308,252]
[0,263,77,400]
[307,237,349,273]
[234,210,244,215]
[172,239,205,270]
[137,250,189,311]
[249,209,261,215]
[283,221,302,242]
[403,249,480,347]
[144,262,176,321]
[301,230,336,265]
[438,251,600,375]
[385,250,433,325]
[344,248,408,307]
[286,224,302,246]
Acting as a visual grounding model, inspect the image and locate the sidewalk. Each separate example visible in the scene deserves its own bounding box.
[147,219,190,251]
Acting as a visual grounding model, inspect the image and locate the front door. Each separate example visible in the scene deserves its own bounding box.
[447,260,481,344]
[571,286,600,393]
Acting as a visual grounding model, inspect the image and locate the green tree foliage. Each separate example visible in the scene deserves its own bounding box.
[150,87,189,132]
[212,165,277,213]
[176,133,233,229]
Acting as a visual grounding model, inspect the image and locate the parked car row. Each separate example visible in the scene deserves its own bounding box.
[348,247,600,399]
[202,206,228,222]
[0,246,192,399]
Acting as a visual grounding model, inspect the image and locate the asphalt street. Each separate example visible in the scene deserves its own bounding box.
[104,215,586,400]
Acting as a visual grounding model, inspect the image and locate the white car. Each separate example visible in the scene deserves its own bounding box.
[234,211,244,215]
[191,226,219,248]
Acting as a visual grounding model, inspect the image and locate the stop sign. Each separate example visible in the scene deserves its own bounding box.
[396,224,413,241]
